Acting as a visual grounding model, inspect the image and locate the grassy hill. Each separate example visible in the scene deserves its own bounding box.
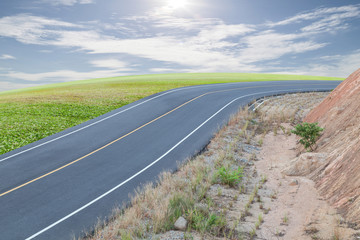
[0,73,343,155]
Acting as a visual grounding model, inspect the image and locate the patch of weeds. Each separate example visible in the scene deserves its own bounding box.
[255,221,260,230]
[282,213,289,225]
[217,187,222,197]
[240,212,246,221]
[254,214,263,230]
[286,128,292,136]
[263,207,271,214]
[206,196,215,209]
[239,184,246,194]
[248,193,255,204]
[260,175,267,184]
[249,228,256,239]
[197,184,210,201]
[225,151,235,162]
[275,228,285,237]
[119,230,132,240]
[187,209,226,235]
[213,151,226,170]
[233,194,238,201]
[244,203,252,217]
[184,232,194,240]
[242,120,249,132]
[214,166,244,187]
[311,235,319,240]
[133,227,146,238]
[227,221,238,239]
[258,213,264,223]
[158,193,194,232]
[273,126,278,136]
[253,185,259,196]
[280,125,286,134]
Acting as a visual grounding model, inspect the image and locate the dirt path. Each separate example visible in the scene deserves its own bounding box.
[256,127,356,239]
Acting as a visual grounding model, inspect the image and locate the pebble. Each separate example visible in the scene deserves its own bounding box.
[289,179,299,186]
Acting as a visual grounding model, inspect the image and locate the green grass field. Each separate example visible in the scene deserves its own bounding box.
[0,73,343,155]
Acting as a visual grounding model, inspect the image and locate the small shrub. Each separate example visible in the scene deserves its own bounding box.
[291,122,324,151]
[215,166,244,187]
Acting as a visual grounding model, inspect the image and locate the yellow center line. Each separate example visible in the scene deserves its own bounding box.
[0,83,333,197]
[0,87,252,197]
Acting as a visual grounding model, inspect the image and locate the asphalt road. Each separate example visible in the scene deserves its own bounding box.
[0,80,340,240]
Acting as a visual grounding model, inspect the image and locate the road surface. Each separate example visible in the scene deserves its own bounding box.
[0,81,340,239]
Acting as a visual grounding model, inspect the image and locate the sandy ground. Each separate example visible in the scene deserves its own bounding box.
[256,125,358,240]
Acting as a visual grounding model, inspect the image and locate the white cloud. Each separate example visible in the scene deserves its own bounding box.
[238,31,327,63]
[0,14,82,45]
[301,50,360,77]
[0,69,130,82]
[267,4,360,35]
[0,54,16,60]
[301,8,360,33]
[89,59,134,71]
[0,4,359,80]
[40,0,95,6]
[268,50,360,77]
[267,5,360,27]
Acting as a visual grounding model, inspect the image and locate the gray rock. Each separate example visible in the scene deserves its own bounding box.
[174,216,187,231]
[282,152,328,176]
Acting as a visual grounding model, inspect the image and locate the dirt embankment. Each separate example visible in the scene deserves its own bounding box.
[304,68,360,226]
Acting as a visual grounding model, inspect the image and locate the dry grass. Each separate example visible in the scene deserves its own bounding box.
[85,107,257,239]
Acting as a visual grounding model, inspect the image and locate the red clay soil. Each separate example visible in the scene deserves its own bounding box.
[304,68,360,226]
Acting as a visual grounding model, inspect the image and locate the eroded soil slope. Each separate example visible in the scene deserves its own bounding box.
[305,68,360,226]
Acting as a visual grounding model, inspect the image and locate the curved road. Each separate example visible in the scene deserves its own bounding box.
[0,81,340,239]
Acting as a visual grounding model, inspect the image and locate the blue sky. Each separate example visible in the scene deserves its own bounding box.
[0,0,359,92]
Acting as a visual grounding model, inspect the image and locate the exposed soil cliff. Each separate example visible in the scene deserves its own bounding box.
[304,68,360,226]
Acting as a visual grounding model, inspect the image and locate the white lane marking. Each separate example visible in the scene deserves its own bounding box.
[25,88,335,240]
[0,82,335,163]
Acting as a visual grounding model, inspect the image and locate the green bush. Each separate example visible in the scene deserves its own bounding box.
[291,122,324,151]
[216,166,243,187]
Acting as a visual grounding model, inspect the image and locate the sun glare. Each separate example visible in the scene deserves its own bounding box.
[167,0,188,9]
